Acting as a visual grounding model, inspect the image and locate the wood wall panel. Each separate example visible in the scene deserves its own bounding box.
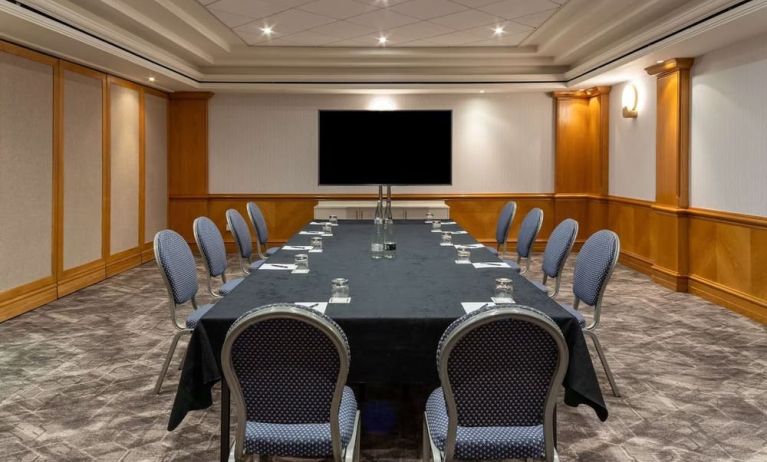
[144,92,168,258]
[168,92,212,196]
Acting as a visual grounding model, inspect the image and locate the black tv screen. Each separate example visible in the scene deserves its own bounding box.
[318,110,452,185]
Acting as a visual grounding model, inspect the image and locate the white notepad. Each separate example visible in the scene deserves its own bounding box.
[462,243,486,249]
[472,262,511,269]
[310,221,337,226]
[461,302,495,313]
[282,245,313,251]
[259,263,297,271]
[299,231,325,235]
[295,302,328,314]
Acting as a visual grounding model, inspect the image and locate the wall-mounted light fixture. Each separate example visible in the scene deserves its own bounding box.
[622,83,638,118]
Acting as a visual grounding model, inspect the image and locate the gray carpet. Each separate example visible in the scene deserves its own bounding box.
[1,256,765,461]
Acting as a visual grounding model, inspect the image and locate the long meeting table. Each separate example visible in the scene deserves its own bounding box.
[167,220,608,461]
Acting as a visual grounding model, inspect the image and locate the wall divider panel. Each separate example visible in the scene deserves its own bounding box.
[143,90,169,262]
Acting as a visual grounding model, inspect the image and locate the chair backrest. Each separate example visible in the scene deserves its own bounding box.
[153,229,198,305]
[222,304,350,459]
[437,304,567,461]
[516,208,544,258]
[573,230,620,307]
[495,201,517,246]
[542,219,579,278]
[246,201,269,245]
[193,216,228,277]
[226,209,253,259]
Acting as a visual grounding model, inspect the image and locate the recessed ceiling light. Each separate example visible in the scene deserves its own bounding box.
[148,76,156,82]
[493,25,505,36]
[480,90,486,94]
[377,35,388,46]
[261,25,273,37]
[656,60,664,63]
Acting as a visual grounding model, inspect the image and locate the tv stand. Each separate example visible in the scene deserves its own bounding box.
[314,200,449,220]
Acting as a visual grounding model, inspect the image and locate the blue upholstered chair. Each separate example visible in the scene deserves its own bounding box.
[423,304,568,462]
[193,216,243,298]
[152,230,215,394]
[502,207,544,273]
[221,303,361,462]
[486,201,517,256]
[558,230,621,397]
[246,202,281,260]
[530,219,579,297]
[226,209,266,274]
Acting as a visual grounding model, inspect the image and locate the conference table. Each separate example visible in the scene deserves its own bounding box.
[167,220,608,461]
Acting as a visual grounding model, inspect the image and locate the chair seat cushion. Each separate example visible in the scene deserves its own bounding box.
[243,386,357,457]
[185,304,214,329]
[266,247,280,256]
[248,259,266,270]
[559,303,586,327]
[486,246,499,255]
[530,280,549,295]
[219,278,243,296]
[425,388,545,460]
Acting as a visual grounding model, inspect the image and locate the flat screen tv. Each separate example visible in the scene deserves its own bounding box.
[318,110,452,185]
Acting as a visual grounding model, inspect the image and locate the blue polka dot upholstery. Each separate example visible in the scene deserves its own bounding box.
[516,208,543,258]
[495,201,517,246]
[193,217,228,278]
[219,278,243,296]
[185,304,214,329]
[425,388,545,460]
[246,202,270,246]
[226,209,253,259]
[154,230,198,304]
[429,305,563,460]
[243,386,357,457]
[542,219,578,279]
[224,304,355,459]
[573,230,619,307]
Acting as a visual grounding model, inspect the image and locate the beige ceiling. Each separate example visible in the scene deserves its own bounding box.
[1,0,766,92]
[201,0,568,47]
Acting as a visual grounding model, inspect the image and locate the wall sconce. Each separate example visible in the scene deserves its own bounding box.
[622,83,638,118]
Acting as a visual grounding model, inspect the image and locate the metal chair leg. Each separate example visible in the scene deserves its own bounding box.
[422,419,430,462]
[584,329,621,397]
[154,330,188,394]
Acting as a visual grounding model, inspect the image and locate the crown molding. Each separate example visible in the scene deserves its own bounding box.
[153,0,235,53]
[645,57,694,75]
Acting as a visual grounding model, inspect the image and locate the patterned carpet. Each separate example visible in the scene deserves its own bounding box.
[0,256,765,461]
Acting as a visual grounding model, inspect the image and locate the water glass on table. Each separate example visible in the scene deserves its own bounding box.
[456,246,471,263]
[323,223,333,236]
[311,237,323,251]
[432,220,442,230]
[331,278,350,300]
[329,215,338,225]
[494,277,514,303]
[441,231,452,245]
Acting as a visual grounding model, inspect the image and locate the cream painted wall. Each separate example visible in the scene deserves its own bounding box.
[0,52,53,291]
[608,74,656,201]
[209,93,554,194]
[144,94,168,243]
[109,84,140,254]
[62,70,103,270]
[690,32,767,216]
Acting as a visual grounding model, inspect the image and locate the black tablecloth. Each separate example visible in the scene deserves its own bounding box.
[168,220,608,430]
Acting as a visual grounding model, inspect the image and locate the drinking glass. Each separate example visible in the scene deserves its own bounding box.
[494,277,514,302]
[456,247,471,263]
[432,220,442,230]
[323,223,333,236]
[329,215,338,225]
[331,278,350,299]
[425,212,434,222]
[441,231,452,245]
[311,237,323,251]
[294,254,309,271]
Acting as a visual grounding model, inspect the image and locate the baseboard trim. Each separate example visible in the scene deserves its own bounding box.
[619,250,653,275]
[106,249,143,277]
[688,275,767,325]
[651,265,689,291]
[0,277,58,323]
[58,260,106,297]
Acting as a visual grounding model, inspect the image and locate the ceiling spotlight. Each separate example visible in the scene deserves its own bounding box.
[493,25,505,36]
[148,76,156,82]
[261,25,273,36]
[656,60,664,63]
[480,90,486,94]
[377,35,388,46]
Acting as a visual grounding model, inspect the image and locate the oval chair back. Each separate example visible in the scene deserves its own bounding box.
[246,201,270,259]
[225,209,255,274]
[495,201,517,253]
[153,229,199,328]
[221,304,354,462]
[572,230,620,329]
[514,208,544,273]
[540,219,579,297]
[435,304,568,462]
[193,216,230,297]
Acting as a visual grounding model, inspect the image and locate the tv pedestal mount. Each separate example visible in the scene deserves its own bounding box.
[313,185,449,220]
